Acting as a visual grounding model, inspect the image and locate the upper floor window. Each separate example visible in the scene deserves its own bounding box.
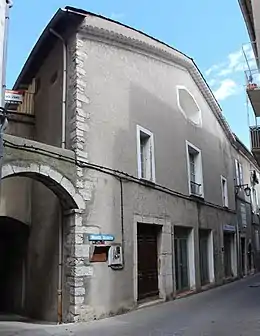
[177,86,202,127]
[221,175,228,207]
[186,141,204,197]
[235,159,243,186]
[136,125,155,182]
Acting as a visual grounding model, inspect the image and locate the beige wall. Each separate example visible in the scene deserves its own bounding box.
[0,177,32,224]
[34,41,63,147]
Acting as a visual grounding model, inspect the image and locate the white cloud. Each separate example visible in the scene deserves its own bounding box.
[204,44,258,102]
[205,45,256,79]
[213,79,238,101]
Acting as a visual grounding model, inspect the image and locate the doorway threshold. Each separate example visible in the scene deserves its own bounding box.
[175,289,195,299]
[137,297,164,310]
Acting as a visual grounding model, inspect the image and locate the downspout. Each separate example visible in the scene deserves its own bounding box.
[49,28,67,149]
[57,212,63,324]
[49,29,67,324]
[119,178,125,269]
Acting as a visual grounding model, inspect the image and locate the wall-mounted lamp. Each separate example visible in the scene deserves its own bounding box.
[235,183,251,197]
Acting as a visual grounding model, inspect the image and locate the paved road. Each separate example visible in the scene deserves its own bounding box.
[1,274,260,335]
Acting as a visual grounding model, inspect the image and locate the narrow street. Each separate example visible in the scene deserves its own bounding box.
[1,274,260,336]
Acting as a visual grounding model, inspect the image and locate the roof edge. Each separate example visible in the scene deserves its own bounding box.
[238,0,258,60]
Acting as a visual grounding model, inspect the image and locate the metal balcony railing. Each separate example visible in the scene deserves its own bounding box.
[5,91,34,115]
[245,68,260,90]
[250,126,260,149]
[190,181,202,196]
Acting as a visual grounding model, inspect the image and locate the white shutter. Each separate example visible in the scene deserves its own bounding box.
[149,139,153,181]
[239,163,243,185]
[235,159,240,185]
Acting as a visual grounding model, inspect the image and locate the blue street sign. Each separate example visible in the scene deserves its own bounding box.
[88,234,115,241]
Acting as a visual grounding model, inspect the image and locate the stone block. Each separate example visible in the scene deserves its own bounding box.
[75,244,90,258]
[39,164,51,176]
[70,295,84,304]
[77,93,90,105]
[75,233,84,244]
[74,265,93,277]
[74,194,86,210]
[48,169,63,184]
[76,168,84,178]
[76,108,87,118]
[77,67,86,76]
[75,214,83,226]
[12,165,26,174]
[2,164,14,177]
[60,177,76,197]
[67,277,84,287]
[70,287,85,296]
[75,150,88,161]
[79,189,91,201]
[76,180,84,189]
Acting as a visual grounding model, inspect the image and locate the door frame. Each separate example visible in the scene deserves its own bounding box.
[173,226,196,293]
[133,215,173,303]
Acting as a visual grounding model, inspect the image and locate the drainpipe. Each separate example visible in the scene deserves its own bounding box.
[57,214,63,324]
[49,28,67,149]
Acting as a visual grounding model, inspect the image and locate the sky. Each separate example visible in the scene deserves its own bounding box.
[6,0,255,148]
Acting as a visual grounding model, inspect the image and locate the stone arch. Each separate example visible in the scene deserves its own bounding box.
[2,161,85,211]
[0,160,85,322]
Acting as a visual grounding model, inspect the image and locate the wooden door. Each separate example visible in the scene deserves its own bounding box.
[224,234,232,277]
[175,237,189,292]
[137,223,159,300]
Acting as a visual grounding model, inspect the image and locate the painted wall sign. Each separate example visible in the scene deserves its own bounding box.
[88,234,115,242]
[223,224,236,232]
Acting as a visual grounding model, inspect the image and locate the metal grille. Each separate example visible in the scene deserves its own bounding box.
[250,126,260,149]
[190,181,201,196]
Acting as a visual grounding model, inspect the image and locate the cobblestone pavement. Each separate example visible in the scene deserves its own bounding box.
[1,274,260,336]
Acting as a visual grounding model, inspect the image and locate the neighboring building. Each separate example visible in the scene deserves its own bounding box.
[1,6,260,324]
[0,0,12,106]
[239,0,260,272]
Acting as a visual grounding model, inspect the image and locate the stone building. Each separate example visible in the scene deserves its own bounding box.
[1,6,260,323]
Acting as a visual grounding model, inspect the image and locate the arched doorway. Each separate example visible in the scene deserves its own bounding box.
[0,162,84,322]
[0,216,29,315]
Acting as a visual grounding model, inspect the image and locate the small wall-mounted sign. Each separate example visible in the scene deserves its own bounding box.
[5,90,23,104]
[223,224,236,232]
[88,234,115,242]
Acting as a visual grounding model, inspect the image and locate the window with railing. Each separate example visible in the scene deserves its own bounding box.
[186,141,203,197]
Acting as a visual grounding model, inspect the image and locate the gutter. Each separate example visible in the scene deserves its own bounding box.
[239,0,259,65]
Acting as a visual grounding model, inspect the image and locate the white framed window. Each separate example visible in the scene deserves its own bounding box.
[221,175,228,207]
[235,159,243,185]
[136,125,155,182]
[186,141,204,197]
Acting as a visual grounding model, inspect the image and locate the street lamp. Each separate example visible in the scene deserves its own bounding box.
[235,184,251,197]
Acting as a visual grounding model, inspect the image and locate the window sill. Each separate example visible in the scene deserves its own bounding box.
[140,178,156,186]
[190,193,204,200]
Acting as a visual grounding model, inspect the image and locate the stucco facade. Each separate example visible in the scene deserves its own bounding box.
[1,7,260,323]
